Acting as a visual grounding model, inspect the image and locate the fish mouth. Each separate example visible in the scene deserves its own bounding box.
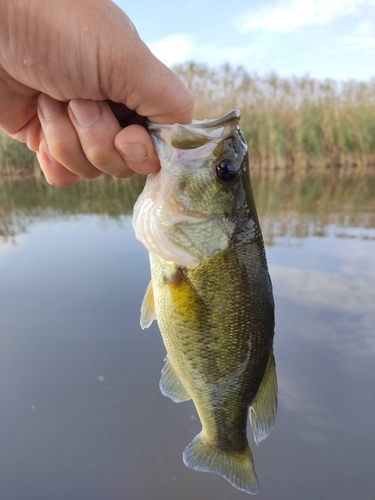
[146,109,240,130]
[146,110,241,151]
[189,109,240,129]
[132,110,244,268]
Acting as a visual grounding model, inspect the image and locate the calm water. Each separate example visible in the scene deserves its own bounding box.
[0,173,374,500]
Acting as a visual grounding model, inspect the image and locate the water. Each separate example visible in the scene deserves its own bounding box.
[0,173,374,500]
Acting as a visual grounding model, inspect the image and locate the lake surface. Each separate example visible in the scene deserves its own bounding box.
[0,172,374,500]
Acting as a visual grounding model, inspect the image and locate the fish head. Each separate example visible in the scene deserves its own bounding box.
[133,110,257,269]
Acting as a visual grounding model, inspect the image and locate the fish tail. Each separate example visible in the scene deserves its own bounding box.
[183,432,258,495]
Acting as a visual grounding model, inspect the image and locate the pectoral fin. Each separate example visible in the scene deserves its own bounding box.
[140,280,156,329]
[249,353,277,445]
[160,356,191,402]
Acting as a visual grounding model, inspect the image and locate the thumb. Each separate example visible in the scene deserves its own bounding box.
[123,47,194,124]
[93,7,194,125]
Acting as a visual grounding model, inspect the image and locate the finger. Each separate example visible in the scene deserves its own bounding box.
[99,29,194,125]
[7,113,42,154]
[0,87,39,138]
[68,99,134,178]
[116,49,194,125]
[38,94,102,179]
[37,139,81,187]
[115,124,160,175]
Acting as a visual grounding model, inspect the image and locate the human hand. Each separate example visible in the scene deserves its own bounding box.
[0,0,193,186]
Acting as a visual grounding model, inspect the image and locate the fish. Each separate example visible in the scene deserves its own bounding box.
[132,109,276,495]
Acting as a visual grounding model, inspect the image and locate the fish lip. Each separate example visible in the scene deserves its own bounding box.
[146,109,241,131]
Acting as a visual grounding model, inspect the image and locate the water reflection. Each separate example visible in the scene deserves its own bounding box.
[1,170,375,242]
[0,175,145,240]
[0,172,374,499]
[268,232,375,499]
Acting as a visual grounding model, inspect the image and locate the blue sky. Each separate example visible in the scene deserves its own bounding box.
[114,0,375,81]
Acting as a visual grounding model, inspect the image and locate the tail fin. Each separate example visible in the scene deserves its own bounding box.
[183,432,258,495]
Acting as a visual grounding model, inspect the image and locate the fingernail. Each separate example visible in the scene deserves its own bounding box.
[69,99,101,127]
[39,95,64,120]
[118,143,147,162]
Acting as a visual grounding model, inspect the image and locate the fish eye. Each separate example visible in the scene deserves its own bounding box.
[215,159,238,183]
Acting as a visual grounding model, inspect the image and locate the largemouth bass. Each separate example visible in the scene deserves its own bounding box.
[132,110,276,495]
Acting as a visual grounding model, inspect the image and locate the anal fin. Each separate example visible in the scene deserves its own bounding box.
[160,356,191,402]
[249,352,277,445]
[140,280,156,329]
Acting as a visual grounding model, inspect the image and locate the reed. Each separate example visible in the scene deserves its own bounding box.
[1,63,375,172]
[0,130,36,176]
[174,62,375,170]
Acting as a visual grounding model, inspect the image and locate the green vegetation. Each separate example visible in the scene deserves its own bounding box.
[251,170,375,244]
[0,130,36,176]
[0,175,145,240]
[174,62,375,170]
[1,63,375,173]
[1,172,374,242]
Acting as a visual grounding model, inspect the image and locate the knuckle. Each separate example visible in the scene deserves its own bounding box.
[85,147,127,176]
[86,145,112,166]
[48,140,69,161]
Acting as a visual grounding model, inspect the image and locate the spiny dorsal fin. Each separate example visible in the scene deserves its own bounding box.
[140,280,156,329]
[160,356,191,402]
[249,353,277,445]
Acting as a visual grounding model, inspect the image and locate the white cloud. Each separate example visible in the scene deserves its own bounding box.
[0,240,15,254]
[343,20,375,51]
[149,35,193,66]
[148,34,263,68]
[271,264,375,312]
[241,0,373,32]
[270,262,375,357]
[144,3,375,79]
[0,235,25,262]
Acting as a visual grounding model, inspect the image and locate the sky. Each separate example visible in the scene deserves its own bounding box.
[114,0,375,81]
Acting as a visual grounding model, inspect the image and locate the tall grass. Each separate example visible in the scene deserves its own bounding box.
[1,63,375,172]
[0,130,36,176]
[174,62,375,170]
